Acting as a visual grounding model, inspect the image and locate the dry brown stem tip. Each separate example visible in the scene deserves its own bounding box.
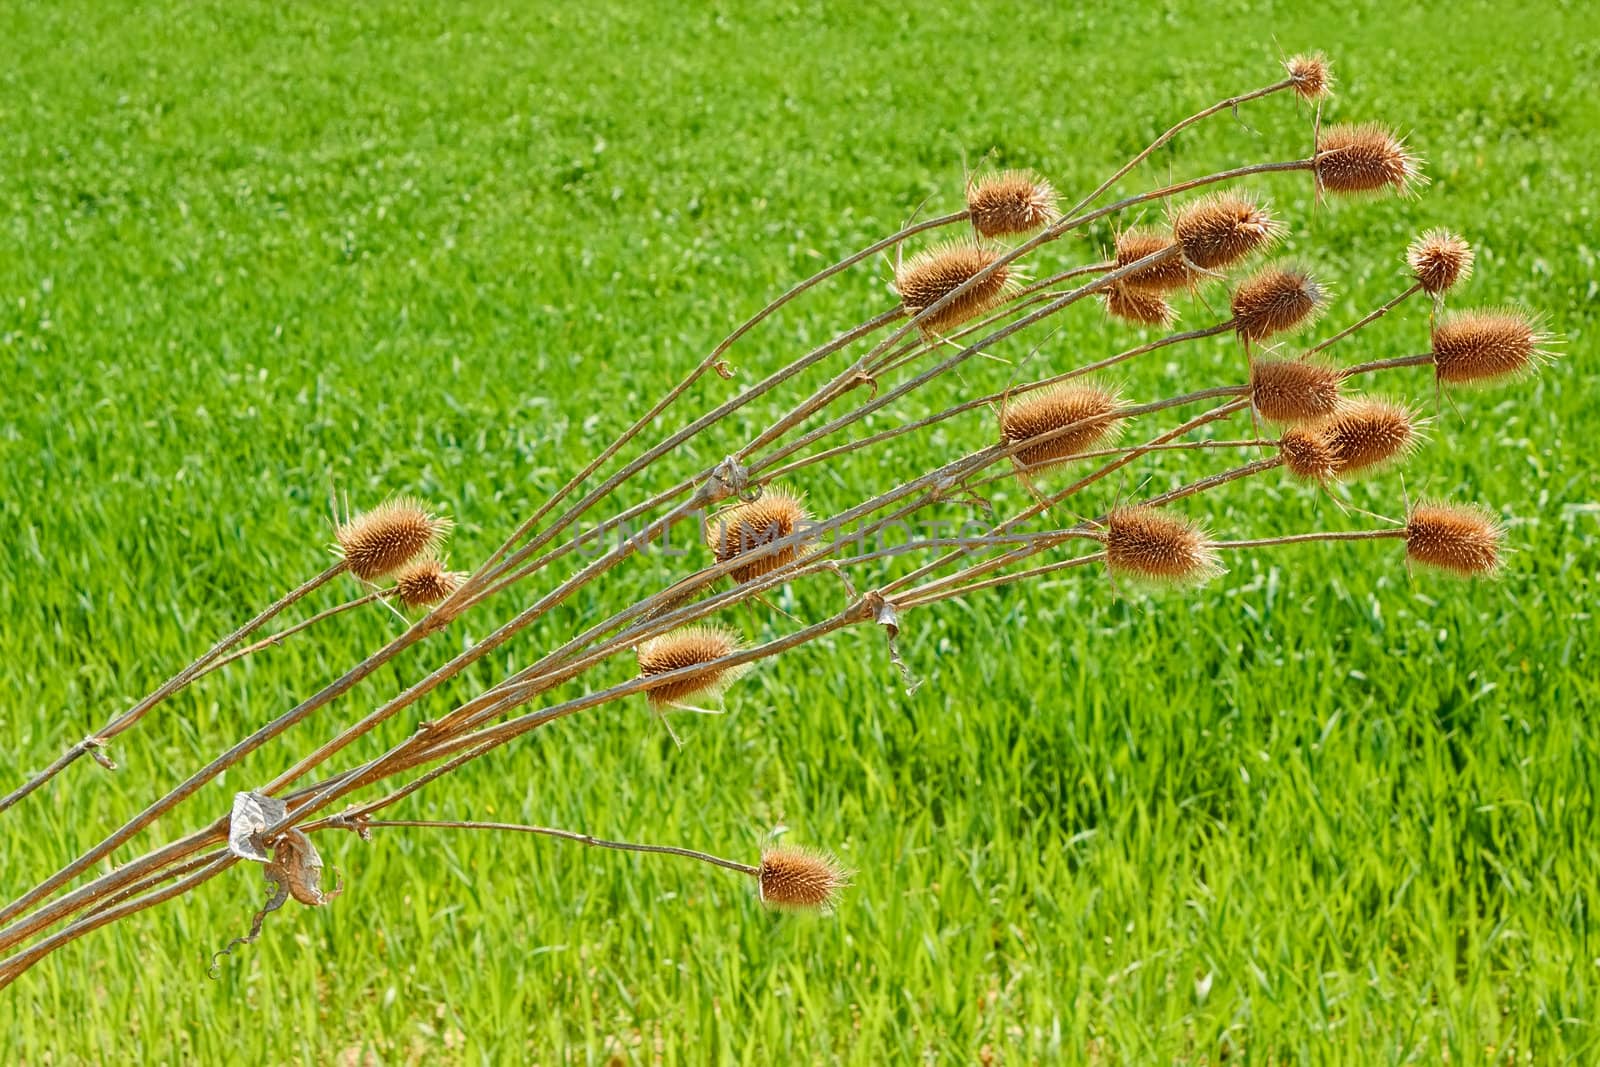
[757,846,850,913]
[967,169,1061,238]
[335,498,452,582]
[636,625,747,707]
[393,557,465,609]
[1286,52,1334,101]
[1171,192,1284,270]
[1431,307,1552,385]
[1324,398,1418,477]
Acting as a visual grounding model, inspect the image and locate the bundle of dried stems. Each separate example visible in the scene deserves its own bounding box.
[0,52,1557,986]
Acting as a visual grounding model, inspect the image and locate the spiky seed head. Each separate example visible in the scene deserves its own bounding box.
[1405,503,1503,577]
[708,488,810,583]
[335,498,452,582]
[1431,308,1552,386]
[1113,229,1196,293]
[635,625,747,707]
[393,556,465,609]
[1285,52,1333,101]
[1407,229,1474,295]
[1279,427,1337,482]
[1249,358,1343,424]
[894,242,1015,337]
[1103,507,1221,586]
[1171,192,1284,271]
[1230,265,1328,342]
[1315,122,1425,197]
[1001,385,1125,469]
[757,846,850,913]
[967,170,1060,238]
[1324,398,1418,477]
[1103,284,1177,327]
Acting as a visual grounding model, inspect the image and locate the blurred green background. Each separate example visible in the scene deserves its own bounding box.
[1,0,1595,1062]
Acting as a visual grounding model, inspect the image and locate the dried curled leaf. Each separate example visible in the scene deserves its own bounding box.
[227,791,287,863]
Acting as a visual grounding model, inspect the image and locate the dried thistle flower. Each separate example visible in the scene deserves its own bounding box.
[1405,503,1503,577]
[1315,122,1425,197]
[1103,284,1177,327]
[894,241,1016,337]
[1407,229,1474,296]
[1001,385,1125,469]
[1249,358,1342,424]
[1285,52,1333,101]
[1230,264,1328,342]
[636,625,748,707]
[1431,308,1552,385]
[1324,398,1418,477]
[757,846,850,913]
[1104,507,1221,586]
[1113,229,1196,293]
[708,487,810,583]
[393,556,464,609]
[335,498,452,582]
[1279,427,1337,482]
[967,169,1060,238]
[1171,192,1283,270]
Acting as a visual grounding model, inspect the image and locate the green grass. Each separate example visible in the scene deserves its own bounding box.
[2,0,1596,1062]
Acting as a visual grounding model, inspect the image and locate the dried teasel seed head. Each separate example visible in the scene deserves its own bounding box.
[1324,398,1418,477]
[1249,358,1343,425]
[966,169,1060,238]
[1113,229,1196,294]
[1407,229,1474,296]
[1285,52,1333,101]
[708,487,810,583]
[757,846,850,913]
[1430,308,1553,386]
[636,625,747,707]
[1279,427,1337,482]
[1171,192,1284,271]
[1315,122,1425,197]
[1103,507,1221,586]
[335,497,452,582]
[392,556,465,609]
[1103,284,1177,327]
[1405,502,1504,577]
[1230,264,1328,342]
[894,241,1016,337]
[1000,384,1125,469]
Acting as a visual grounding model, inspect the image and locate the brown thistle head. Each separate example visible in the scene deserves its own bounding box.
[757,846,850,913]
[1278,427,1337,482]
[1315,122,1425,197]
[1324,398,1418,477]
[1000,384,1125,469]
[967,170,1060,239]
[1285,52,1333,101]
[708,487,810,583]
[1431,308,1553,386]
[894,242,1016,337]
[1407,229,1474,296]
[1113,229,1196,294]
[1103,507,1221,586]
[392,556,465,609]
[1171,192,1284,271]
[1103,284,1177,327]
[335,497,452,582]
[636,625,747,707]
[1404,503,1503,577]
[1249,358,1343,424]
[1230,264,1328,342]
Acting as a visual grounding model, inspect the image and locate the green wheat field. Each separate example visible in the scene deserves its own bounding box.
[2,1,1595,1062]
